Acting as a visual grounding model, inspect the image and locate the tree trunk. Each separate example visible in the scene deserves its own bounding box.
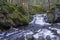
[48,0,50,9]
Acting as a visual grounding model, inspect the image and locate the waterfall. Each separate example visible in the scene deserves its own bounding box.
[0,14,60,40]
[29,14,51,26]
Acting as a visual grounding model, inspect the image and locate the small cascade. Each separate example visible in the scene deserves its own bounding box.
[0,14,60,40]
[29,14,51,26]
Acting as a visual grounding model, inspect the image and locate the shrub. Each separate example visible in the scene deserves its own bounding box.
[0,1,29,30]
[29,3,44,14]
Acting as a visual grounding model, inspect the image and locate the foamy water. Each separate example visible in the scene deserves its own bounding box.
[29,14,51,26]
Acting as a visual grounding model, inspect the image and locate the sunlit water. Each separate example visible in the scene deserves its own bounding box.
[0,14,60,40]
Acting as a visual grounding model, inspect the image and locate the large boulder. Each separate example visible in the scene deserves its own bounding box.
[38,36,45,40]
[46,35,51,40]
[26,34,34,40]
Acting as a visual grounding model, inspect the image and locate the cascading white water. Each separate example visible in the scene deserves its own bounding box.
[29,14,51,26]
[28,14,60,40]
[0,14,60,40]
[33,28,60,40]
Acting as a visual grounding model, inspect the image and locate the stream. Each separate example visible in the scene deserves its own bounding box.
[0,14,60,40]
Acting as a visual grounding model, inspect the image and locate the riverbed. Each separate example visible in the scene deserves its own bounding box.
[0,14,60,40]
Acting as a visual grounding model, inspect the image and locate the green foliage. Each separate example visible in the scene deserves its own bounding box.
[45,4,60,23]
[29,3,44,14]
[0,1,29,29]
[55,4,60,8]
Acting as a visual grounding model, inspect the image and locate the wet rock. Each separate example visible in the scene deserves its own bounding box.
[52,30,57,35]
[38,36,45,40]
[46,35,51,40]
[49,27,59,36]
[52,37,57,40]
[26,34,34,40]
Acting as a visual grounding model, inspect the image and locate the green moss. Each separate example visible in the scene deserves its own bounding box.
[0,1,29,29]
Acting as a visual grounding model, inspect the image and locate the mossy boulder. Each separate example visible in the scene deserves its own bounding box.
[38,36,45,40]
